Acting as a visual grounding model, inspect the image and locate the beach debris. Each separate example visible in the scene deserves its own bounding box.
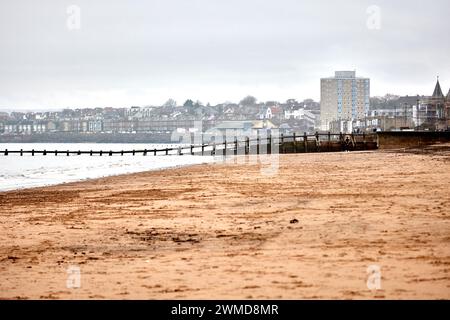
[127,227,201,245]
[290,219,299,224]
[172,234,200,244]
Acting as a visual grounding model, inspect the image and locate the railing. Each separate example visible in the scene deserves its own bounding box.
[0,132,378,156]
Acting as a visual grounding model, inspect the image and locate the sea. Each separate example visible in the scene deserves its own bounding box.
[0,143,215,192]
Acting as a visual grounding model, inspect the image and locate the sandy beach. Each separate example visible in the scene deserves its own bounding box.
[0,148,449,299]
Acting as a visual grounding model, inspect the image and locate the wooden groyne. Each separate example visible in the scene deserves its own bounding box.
[0,132,378,156]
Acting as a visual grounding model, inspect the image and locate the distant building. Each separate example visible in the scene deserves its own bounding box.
[284,108,315,122]
[135,119,198,133]
[4,123,17,134]
[17,122,33,134]
[125,106,154,119]
[103,119,135,133]
[32,122,48,133]
[446,89,450,129]
[209,120,277,137]
[258,107,273,120]
[320,71,370,130]
[88,120,103,132]
[329,119,353,134]
[332,78,449,133]
[419,78,447,130]
[269,106,284,121]
[283,108,316,133]
[330,116,415,133]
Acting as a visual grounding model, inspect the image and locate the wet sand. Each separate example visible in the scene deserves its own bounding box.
[0,148,449,299]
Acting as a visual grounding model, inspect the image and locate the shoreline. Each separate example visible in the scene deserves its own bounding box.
[0,150,449,299]
[0,149,379,194]
[0,160,215,194]
[0,154,214,193]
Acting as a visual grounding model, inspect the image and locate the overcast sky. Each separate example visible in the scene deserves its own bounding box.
[0,0,449,110]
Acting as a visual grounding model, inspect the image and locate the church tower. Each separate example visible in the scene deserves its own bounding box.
[426,77,447,130]
[445,88,450,130]
[432,77,444,99]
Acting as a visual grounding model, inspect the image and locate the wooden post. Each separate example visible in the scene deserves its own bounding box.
[90,150,93,156]
[268,132,272,155]
[20,149,23,156]
[144,149,147,156]
[100,150,103,156]
[339,132,343,151]
[212,142,216,156]
[67,150,70,156]
[121,150,124,156]
[190,145,194,156]
[223,134,227,157]
[109,150,113,156]
[245,136,250,155]
[303,132,308,153]
[328,132,331,151]
[201,133,204,155]
[154,149,157,156]
[256,131,260,155]
[4,149,8,156]
[315,131,320,152]
[165,148,169,155]
[234,137,238,155]
[55,150,58,156]
[132,149,135,156]
[78,150,81,156]
[31,149,34,156]
[43,150,46,156]
[293,132,297,153]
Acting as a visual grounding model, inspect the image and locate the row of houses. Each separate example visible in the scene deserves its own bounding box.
[330,78,450,133]
[1,119,203,134]
[1,120,103,134]
[1,105,319,135]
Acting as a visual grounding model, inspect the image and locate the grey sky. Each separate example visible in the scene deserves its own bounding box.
[1,0,449,109]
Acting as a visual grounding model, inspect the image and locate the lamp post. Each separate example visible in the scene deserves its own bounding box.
[394,104,397,131]
[416,97,420,131]
[364,109,367,132]
[404,102,407,128]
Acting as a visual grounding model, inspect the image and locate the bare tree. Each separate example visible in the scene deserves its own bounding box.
[163,98,177,108]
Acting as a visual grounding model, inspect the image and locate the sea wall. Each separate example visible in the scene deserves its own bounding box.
[377,131,450,149]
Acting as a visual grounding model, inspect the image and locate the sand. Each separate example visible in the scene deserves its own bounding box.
[0,148,449,299]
